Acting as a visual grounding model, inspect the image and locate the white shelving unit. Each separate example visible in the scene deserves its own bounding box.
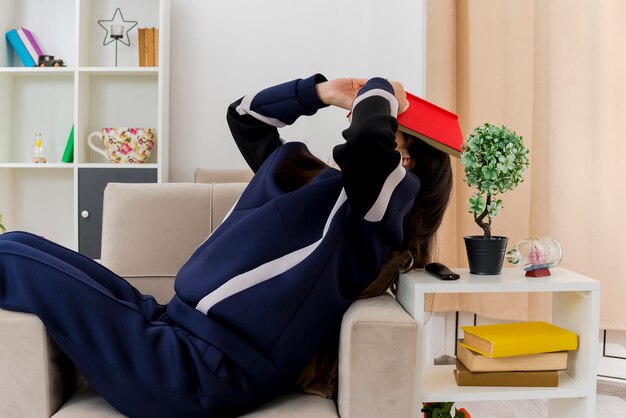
[0,0,170,254]
[397,267,600,418]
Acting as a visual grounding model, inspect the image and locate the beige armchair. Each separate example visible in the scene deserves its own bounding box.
[0,170,418,418]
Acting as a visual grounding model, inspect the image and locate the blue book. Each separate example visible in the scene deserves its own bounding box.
[6,29,36,67]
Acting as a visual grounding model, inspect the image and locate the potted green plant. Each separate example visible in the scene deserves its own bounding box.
[422,402,471,418]
[461,123,529,275]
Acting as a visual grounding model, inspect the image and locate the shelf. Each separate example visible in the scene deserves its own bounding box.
[0,168,75,249]
[0,73,74,164]
[0,163,74,169]
[77,163,158,169]
[0,67,75,75]
[0,163,156,169]
[397,268,600,417]
[78,0,161,68]
[78,67,158,76]
[400,267,600,294]
[421,365,586,402]
[0,0,170,257]
[76,74,159,164]
[0,0,77,68]
[0,68,157,76]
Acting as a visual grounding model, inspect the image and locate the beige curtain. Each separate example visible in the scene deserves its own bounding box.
[426,0,626,330]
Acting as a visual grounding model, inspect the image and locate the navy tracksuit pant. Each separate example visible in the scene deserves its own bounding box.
[0,232,275,417]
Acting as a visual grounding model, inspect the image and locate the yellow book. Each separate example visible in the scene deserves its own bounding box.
[460,321,577,358]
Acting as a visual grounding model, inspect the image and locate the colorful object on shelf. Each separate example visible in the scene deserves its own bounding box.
[6,28,36,67]
[87,127,155,164]
[97,8,138,67]
[16,27,43,65]
[32,133,47,163]
[38,55,66,67]
[62,125,74,163]
[422,402,471,418]
[506,237,562,277]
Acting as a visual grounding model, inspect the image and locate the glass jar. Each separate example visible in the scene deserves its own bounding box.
[32,133,47,163]
[506,237,563,271]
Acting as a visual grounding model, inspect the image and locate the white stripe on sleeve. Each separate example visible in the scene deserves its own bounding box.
[364,160,406,222]
[236,94,287,128]
[351,88,399,118]
[195,189,348,315]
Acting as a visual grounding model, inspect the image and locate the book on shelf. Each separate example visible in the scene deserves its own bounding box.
[460,321,578,358]
[397,92,464,158]
[138,27,159,67]
[138,28,147,66]
[154,28,159,66]
[62,125,74,163]
[5,29,36,67]
[456,340,568,372]
[454,359,559,387]
[147,28,155,66]
[16,27,43,65]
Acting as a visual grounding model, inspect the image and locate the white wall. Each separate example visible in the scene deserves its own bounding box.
[169,0,425,182]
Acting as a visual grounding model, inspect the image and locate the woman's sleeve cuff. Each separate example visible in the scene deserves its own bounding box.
[296,73,329,113]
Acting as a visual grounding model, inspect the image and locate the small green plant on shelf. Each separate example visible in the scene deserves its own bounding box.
[422,402,471,418]
[0,212,6,234]
[461,123,529,239]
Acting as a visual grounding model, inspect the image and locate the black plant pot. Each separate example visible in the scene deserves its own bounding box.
[464,236,509,275]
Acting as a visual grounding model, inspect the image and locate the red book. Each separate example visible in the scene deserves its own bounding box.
[397,92,464,158]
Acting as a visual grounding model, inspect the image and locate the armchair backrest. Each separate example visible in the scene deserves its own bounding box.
[194,168,253,184]
[100,181,247,302]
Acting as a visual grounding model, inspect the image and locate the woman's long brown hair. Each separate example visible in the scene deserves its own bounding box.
[404,135,453,268]
[275,138,453,268]
[274,149,327,192]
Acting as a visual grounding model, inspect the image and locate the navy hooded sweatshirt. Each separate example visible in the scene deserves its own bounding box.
[172,74,421,388]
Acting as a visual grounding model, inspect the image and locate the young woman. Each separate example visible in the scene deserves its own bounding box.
[0,74,452,417]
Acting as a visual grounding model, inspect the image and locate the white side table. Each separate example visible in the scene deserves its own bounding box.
[397,267,600,418]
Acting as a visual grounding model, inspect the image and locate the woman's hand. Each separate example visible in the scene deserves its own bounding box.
[316,78,368,110]
[389,80,409,114]
[316,78,409,114]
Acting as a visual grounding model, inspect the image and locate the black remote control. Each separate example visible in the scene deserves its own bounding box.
[425,262,460,280]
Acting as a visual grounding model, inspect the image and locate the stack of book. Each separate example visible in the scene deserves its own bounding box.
[5,27,43,67]
[454,321,578,387]
[138,27,159,67]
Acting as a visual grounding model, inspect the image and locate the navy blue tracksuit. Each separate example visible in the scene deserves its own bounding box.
[0,75,420,417]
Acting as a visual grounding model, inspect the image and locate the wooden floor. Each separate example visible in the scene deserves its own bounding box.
[454,380,626,417]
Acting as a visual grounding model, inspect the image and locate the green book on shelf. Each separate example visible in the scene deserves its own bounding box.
[62,125,74,163]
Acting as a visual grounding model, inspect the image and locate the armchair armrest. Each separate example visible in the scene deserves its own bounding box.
[0,309,81,417]
[337,294,417,418]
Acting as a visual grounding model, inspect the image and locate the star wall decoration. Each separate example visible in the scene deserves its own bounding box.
[97,8,137,46]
